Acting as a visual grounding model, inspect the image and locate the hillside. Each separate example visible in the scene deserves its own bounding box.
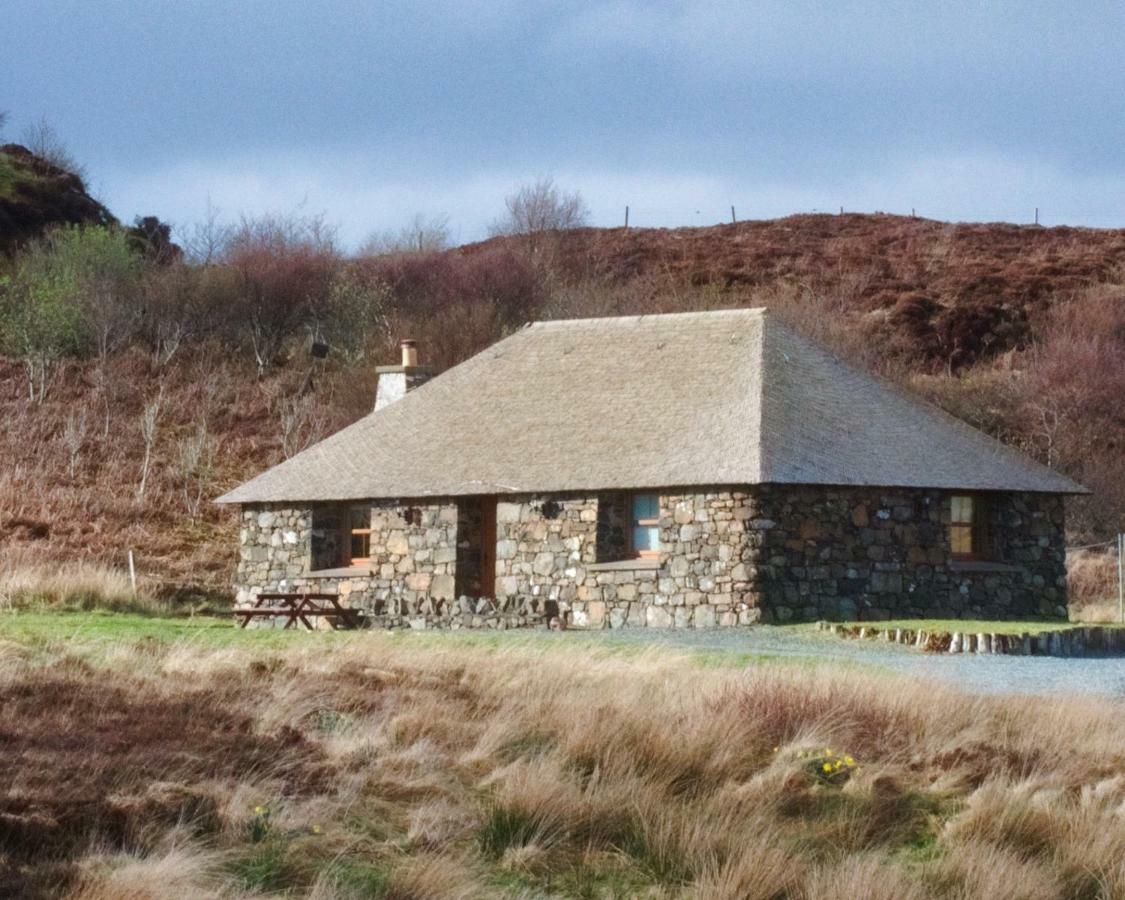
[0,197,1122,604]
[465,214,1125,367]
[0,144,115,254]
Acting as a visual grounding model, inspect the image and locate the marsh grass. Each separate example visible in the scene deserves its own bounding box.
[0,551,169,615]
[1068,548,1122,624]
[2,620,1124,898]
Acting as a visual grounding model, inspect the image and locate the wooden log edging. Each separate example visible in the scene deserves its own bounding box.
[815,621,1125,657]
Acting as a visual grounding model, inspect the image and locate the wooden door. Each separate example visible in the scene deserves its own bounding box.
[479,497,497,599]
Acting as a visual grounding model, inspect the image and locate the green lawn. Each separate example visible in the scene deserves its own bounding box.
[0,610,871,675]
[0,609,318,648]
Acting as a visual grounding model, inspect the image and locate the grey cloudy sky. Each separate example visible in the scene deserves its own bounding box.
[5,1,1125,247]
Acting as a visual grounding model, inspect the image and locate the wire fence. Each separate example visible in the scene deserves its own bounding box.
[1065,538,1117,551]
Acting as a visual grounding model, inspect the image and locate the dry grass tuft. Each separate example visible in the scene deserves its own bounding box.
[65,842,235,900]
[1069,548,1121,623]
[3,629,1125,898]
[0,549,168,614]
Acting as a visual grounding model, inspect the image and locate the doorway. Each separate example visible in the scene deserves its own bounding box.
[455,496,497,599]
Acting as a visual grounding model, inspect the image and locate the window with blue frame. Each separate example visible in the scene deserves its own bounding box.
[631,493,661,557]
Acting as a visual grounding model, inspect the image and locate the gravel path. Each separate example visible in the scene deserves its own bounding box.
[547,628,1125,699]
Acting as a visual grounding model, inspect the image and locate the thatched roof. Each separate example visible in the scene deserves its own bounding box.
[218,309,1084,503]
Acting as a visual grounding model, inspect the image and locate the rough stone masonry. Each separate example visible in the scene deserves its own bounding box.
[235,484,1067,628]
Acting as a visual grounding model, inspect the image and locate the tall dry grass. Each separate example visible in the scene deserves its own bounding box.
[1069,548,1122,623]
[0,549,167,613]
[2,632,1123,898]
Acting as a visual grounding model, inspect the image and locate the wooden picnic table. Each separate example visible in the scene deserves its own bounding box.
[236,592,362,630]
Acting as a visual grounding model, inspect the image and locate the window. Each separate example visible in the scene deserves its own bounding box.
[311,508,345,570]
[950,494,994,559]
[349,506,372,564]
[631,493,660,558]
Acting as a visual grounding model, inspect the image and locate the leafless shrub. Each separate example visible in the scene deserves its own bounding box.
[136,388,163,500]
[489,177,589,258]
[181,198,232,266]
[310,267,392,363]
[21,116,87,184]
[61,410,88,478]
[360,213,452,256]
[174,423,217,521]
[275,392,328,459]
[223,212,340,376]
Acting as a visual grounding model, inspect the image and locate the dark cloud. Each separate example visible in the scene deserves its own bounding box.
[5,1,1124,247]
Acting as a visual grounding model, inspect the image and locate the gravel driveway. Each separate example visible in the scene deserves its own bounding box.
[551,627,1125,699]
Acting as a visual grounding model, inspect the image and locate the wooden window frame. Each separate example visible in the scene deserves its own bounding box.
[629,492,661,559]
[949,493,996,561]
[347,506,373,566]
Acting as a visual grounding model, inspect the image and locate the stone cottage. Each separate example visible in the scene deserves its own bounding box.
[218,309,1085,628]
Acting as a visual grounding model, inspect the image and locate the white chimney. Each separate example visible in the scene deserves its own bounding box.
[374,339,433,411]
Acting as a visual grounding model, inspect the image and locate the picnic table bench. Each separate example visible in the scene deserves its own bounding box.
[236,592,362,630]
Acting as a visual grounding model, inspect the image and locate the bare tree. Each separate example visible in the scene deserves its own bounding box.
[489,177,589,241]
[224,213,340,376]
[359,213,451,256]
[311,268,392,363]
[276,392,328,459]
[62,411,88,478]
[141,264,208,368]
[22,117,87,183]
[136,388,163,500]
[183,198,232,265]
[175,423,217,521]
[0,110,7,137]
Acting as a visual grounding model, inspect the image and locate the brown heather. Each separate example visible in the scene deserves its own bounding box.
[3,632,1124,898]
[0,213,1121,607]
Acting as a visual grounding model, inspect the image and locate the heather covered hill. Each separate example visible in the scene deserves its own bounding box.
[0,185,1122,605]
[465,214,1125,368]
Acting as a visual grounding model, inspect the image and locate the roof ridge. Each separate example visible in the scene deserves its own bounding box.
[529,307,766,329]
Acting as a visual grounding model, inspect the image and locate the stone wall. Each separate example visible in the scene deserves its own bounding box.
[566,491,762,629]
[235,486,1068,629]
[237,500,534,628]
[746,486,1067,621]
[237,504,312,594]
[493,495,599,613]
